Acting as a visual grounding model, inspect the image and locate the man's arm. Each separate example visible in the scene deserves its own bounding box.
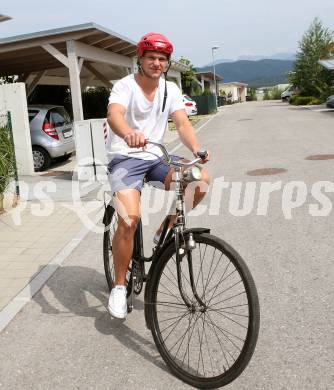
[171,109,210,162]
[107,103,145,147]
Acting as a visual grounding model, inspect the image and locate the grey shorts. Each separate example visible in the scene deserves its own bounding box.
[107,154,182,195]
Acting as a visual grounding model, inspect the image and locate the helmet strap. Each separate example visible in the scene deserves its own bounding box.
[162,61,171,112]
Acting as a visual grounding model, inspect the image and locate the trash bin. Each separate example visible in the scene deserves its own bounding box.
[191,95,217,115]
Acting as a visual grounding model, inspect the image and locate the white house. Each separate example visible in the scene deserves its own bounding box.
[195,71,223,94]
[219,82,248,102]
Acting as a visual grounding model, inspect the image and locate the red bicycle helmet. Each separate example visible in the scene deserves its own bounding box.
[137,32,173,58]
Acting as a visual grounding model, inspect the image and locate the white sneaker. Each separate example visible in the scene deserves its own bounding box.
[108,285,127,318]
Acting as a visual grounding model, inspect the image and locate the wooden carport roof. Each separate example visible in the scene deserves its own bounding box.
[0,23,188,120]
[0,22,138,76]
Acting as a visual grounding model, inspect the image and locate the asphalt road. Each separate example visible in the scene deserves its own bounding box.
[1,101,333,389]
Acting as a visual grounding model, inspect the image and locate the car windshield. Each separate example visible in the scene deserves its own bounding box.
[49,107,71,127]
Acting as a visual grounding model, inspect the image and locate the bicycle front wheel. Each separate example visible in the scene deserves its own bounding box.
[148,233,260,389]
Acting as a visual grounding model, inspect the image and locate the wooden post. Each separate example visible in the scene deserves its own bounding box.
[66,40,84,121]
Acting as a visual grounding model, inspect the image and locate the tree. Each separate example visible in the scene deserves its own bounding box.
[263,89,271,100]
[179,57,201,96]
[0,76,17,84]
[247,87,257,101]
[289,18,334,98]
[0,123,15,212]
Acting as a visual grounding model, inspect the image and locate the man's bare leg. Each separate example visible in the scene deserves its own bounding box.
[112,189,141,286]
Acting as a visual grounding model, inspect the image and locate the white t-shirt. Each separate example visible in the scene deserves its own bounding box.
[106,74,185,161]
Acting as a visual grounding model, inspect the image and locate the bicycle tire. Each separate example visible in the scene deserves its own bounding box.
[103,205,117,291]
[103,205,133,298]
[148,232,260,389]
[103,205,143,298]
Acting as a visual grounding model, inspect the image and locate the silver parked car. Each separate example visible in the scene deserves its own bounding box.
[28,105,75,171]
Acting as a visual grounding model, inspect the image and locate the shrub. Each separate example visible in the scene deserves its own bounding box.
[270,87,284,100]
[0,125,15,196]
[308,97,322,105]
[263,89,271,100]
[289,96,324,105]
[202,88,213,96]
[288,95,298,104]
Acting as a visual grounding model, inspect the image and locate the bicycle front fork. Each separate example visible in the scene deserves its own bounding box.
[174,230,207,310]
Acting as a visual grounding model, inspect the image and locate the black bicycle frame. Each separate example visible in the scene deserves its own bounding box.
[133,199,207,310]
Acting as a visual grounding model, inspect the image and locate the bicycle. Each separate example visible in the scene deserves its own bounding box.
[103,141,260,389]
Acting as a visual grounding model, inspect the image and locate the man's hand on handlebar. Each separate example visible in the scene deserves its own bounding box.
[193,150,211,164]
[124,132,146,148]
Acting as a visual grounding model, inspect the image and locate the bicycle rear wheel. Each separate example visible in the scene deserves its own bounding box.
[148,232,260,389]
[103,205,118,292]
[103,205,144,298]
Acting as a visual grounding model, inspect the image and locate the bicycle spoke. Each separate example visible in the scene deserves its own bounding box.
[158,313,189,324]
[206,266,238,304]
[161,311,191,342]
[181,312,196,370]
[196,313,206,376]
[208,268,238,295]
[213,303,249,310]
[203,311,230,371]
[201,314,215,377]
[206,308,248,330]
[150,300,187,308]
[172,312,201,366]
[202,248,221,298]
[209,279,243,306]
[206,311,245,350]
[209,283,245,308]
[207,307,249,319]
[203,252,224,296]
[158,282,184,304]
[172,312,199,361]
[161,268,180,291]
[205,260,231,304]
[160,310,190,336]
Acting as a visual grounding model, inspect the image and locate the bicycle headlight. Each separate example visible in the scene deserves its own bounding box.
[183,166,202,183]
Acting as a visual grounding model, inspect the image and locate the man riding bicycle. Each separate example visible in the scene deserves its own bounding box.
[106,32,210,318]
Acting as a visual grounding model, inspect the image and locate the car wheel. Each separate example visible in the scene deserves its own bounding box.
[32,146,51,172]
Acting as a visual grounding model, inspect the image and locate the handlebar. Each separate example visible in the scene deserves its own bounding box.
[128,140,208,168]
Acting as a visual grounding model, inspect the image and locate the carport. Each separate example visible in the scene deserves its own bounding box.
[195,71,223,94]
[0,23,187,175]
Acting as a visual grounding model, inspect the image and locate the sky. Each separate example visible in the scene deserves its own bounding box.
[1,0,334,66]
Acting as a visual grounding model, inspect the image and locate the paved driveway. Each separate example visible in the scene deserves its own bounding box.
[0,101,333,389]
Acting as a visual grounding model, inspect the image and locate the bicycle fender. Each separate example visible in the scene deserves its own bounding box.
[183,227,210,235]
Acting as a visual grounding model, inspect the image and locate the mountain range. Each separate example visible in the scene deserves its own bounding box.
[202,52,296,65]
[196,58,295,88]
